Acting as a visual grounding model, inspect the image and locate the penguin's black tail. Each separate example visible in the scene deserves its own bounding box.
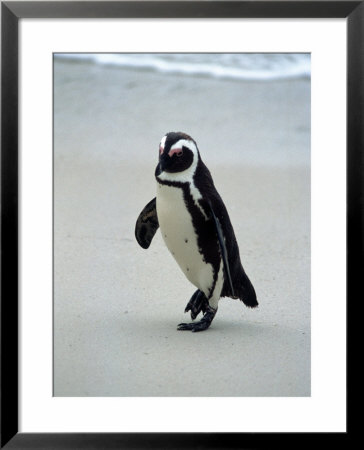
[234,269,258,308]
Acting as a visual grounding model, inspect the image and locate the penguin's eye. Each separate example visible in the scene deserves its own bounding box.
[168,147,184,158]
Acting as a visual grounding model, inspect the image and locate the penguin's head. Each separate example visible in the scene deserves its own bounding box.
[158,132,199,174]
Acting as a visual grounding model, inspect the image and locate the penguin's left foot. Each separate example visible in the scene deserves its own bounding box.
[177,306,217,332]
[184,289,209,320]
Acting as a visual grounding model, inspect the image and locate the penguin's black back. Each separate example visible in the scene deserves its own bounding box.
[194,159,258,308]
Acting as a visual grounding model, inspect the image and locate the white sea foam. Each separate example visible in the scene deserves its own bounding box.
[55,53,310,81]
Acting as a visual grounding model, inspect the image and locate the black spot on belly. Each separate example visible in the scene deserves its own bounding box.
[185,238,188,243]
[186,267,189,271]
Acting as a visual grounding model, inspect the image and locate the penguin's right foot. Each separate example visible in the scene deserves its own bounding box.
[184,290,208,320]
[177,306,217,332]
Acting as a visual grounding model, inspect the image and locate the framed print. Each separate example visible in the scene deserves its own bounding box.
[1,1,360,448]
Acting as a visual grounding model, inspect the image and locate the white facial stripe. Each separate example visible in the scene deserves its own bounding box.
[157,137,208,220]
[157,139,198,184]
[170,139,198,156]
[160,135,167,150]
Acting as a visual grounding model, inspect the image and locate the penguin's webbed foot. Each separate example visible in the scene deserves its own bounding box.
[184,289,208,320]
[177,306,217,332]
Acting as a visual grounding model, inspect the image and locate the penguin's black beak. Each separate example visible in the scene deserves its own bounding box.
[159,152,168,171]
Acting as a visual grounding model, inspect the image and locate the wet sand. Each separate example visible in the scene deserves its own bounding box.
[53,58,310,396]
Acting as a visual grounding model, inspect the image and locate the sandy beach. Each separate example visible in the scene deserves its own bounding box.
[53,57,310,397]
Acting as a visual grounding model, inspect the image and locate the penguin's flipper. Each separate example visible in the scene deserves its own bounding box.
[207,202,235,298]
[135,197,159,249]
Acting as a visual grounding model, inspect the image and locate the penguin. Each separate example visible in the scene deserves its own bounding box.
[135,131,258,332]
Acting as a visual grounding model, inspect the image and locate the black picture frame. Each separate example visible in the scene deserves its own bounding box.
[1,1,359,448]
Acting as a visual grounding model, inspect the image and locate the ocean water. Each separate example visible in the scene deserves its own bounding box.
[55,53,310,81]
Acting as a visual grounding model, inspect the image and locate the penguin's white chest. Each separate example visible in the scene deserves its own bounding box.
[156,182,214,295]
